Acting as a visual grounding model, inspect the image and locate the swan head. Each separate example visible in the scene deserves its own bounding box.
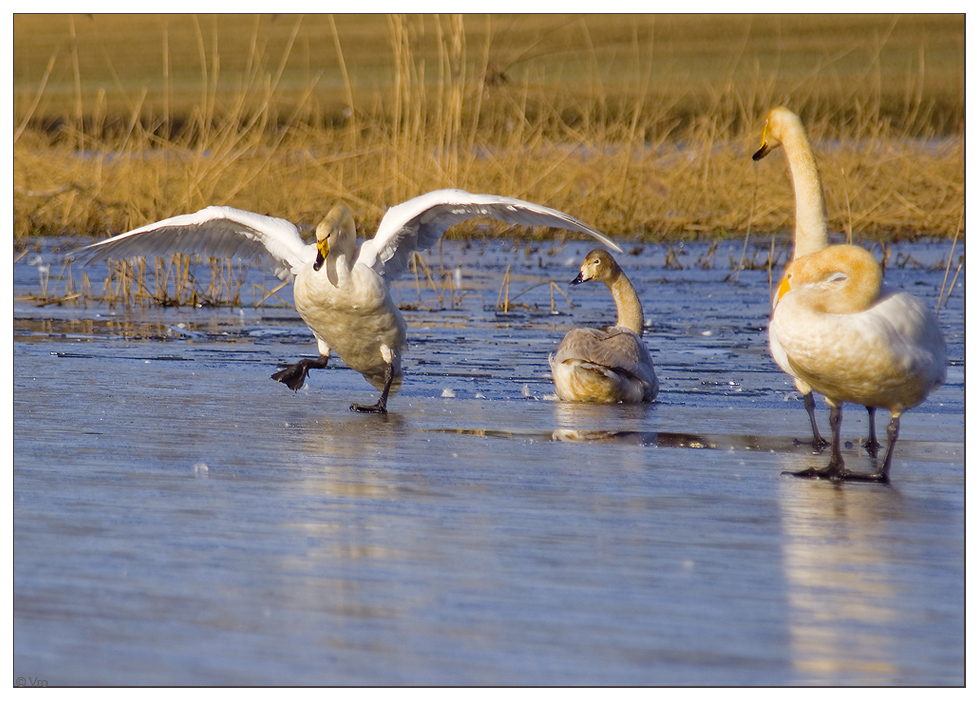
[571,249,621,286]
[313,204,357,272]
[752,106,804,161]
[776,244,883,314]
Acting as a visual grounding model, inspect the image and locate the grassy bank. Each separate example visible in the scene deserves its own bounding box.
[13,13,965,242]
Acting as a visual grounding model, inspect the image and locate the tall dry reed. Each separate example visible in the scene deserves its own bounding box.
[14,13,964,244]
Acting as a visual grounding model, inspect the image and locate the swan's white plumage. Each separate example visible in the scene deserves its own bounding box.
[74,206,314,281]
[772,285,945,412]
[359,189,621,279]
[73,189,619,412]
[770,244,946,480]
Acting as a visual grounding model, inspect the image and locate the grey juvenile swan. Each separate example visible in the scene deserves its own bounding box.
[549,249,658,403]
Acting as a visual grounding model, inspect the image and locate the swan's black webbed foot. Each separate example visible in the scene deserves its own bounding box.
[862,438,882,457]
[349,362,394,414]
[782,464,889,484]
[272,355,329,391]
[350,400,388,414]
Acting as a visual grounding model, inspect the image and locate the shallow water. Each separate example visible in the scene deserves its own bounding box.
[13,238,964,685]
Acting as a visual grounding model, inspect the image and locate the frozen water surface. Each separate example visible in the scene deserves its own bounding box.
[13,238,964,685]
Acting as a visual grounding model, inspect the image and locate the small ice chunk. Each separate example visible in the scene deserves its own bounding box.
[441,388,456,398]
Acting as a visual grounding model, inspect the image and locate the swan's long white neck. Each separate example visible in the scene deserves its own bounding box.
[323,251,355,288]
[782,127,829,259]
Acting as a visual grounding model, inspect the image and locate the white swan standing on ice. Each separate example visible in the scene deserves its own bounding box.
[769,244,946,482]
[550,249,658,404]
[72,189,621,413]
[753,106,880,451]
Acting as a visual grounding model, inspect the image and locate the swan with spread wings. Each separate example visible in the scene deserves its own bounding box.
[73,189,620,413]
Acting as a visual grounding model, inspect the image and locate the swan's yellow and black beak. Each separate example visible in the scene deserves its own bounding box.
[570,271,585,286]
[753,114,775,160]
[313,238,329,272]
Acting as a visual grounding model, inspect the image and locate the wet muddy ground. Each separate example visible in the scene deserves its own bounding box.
[13,238,964,685]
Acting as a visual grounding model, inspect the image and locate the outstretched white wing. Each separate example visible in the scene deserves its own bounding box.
[357,189,621,280]
[71,206,315,282]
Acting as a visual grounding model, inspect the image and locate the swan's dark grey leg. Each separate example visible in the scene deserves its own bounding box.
[863,406,882,456]
[272,355,329,391]
[866,415,900,483]
[350,363,394,414]
[801,391,830,450]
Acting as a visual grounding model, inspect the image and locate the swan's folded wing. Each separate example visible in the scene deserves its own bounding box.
[554,327,654,380]
[71,206,315,282]
[357,189,621,280]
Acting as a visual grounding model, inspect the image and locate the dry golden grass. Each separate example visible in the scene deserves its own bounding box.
[13,13,965,243]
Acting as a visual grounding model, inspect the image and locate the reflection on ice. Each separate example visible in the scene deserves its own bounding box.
[776,450,963,684]
[778,469,902,683]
